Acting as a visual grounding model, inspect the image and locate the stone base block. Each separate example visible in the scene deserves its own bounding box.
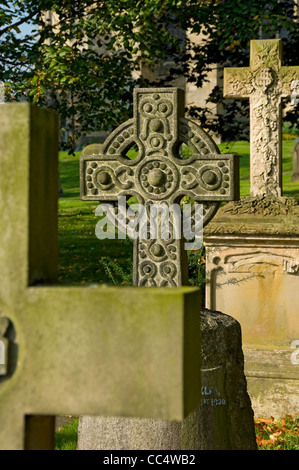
[204,196,299,417]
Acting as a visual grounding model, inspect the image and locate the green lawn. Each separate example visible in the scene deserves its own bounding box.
[218,140,299,198]
[58,151,133,285]
[55,418,79,450]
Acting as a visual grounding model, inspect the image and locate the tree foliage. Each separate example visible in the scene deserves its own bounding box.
[0,0,298,151]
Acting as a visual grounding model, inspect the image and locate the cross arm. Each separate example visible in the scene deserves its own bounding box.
[80,116,145,202]
[173,153,240,204]
[280,66,299,97]
[80,154,137,201]
[0,285,201,449]
[223,67,252,99]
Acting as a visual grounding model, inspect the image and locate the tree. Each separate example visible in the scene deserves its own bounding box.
[0,0,298,151]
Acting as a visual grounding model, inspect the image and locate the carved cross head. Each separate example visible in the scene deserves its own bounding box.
[224,39,299,197]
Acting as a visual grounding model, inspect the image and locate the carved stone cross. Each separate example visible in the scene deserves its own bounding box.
[81,88,239,286]
[224,39,299,198]
[0,103,205,450]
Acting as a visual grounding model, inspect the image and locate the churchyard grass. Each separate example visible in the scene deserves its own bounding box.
[58,151,133,285]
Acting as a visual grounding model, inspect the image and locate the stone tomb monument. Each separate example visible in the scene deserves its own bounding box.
[80,87,239,286]
[78,88,256,449]
[205,39,299,417]
[0,103,204,449]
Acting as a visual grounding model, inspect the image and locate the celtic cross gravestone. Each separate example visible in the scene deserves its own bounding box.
[81,88,239,286]
[77,88,255,451]
[224,38,299,197]
[291,140,299,182]
[0,103,204,449]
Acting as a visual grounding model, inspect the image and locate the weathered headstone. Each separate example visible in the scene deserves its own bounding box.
[204,39,299,417]
[78,309,257,450]
[224,39,299,197]
[82,142,103,155]
[79,88,256,450]
[0,103,203,449]
[291,140,299,182]
[80,88,239,287]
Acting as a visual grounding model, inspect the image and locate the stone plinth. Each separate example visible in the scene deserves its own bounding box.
[204,196,299,417]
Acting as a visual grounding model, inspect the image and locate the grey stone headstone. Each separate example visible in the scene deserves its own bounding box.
[0,102,210,449]
[77,309,256,450]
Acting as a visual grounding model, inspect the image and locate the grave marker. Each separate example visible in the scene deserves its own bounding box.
[82,143,103,155]
[224,39,299,197]
[204,196,299,417]
[0,103,203,449]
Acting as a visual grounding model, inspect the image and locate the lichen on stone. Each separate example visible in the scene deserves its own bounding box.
[222,196,299,217]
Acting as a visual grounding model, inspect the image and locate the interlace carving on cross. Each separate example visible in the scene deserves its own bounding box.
[81,88,239,287]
